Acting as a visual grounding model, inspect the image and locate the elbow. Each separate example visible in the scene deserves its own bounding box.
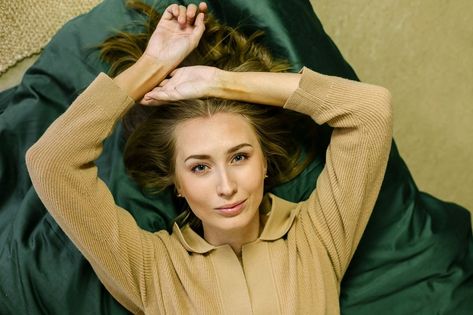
[25,142,47,181]
[25,139,69,201]
[380,87,393,118]
[373,86,393,121]
[368,86,393,133]
[379,87,394,135]
[25,140,60,182]
[375,87,394,148]
[359,86,393,144]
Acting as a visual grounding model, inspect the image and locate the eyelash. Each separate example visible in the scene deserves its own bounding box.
[191,164,208,173]
[232,152,249,163]
[190,153,250,174]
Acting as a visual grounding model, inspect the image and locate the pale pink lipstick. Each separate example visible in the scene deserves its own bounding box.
[215,199,247,217]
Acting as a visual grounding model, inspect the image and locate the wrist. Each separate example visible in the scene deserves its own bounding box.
[141,52,181,72]
[212,70,242,99]
[114,54,175,101]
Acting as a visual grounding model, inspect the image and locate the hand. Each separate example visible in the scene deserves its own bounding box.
[140,65,220,105]
[144,2,207,67]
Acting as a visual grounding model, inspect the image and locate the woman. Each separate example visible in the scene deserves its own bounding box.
[26,2,392,314]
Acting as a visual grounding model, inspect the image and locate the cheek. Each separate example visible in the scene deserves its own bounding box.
[238,160,266,192]
[178,175,216,221]
[178,173,207,199]
[177,173,215,213]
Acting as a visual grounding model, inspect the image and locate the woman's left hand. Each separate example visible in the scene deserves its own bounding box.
[114,2,208,102]
[144,2,207,67]
[140,65,221,105]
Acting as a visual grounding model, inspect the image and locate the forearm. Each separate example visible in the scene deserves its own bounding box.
[215,70,301,107]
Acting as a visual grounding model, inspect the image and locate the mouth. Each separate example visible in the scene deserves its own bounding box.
[215,199,247,217]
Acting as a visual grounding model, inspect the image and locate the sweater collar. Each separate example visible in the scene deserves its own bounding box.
[173,193,299,254]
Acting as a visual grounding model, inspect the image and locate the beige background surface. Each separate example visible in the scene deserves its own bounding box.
[310,0,473,214]
[1,1,472,215]
[0,0,100,74]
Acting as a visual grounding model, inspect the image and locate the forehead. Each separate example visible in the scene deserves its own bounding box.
[174,113,260,158]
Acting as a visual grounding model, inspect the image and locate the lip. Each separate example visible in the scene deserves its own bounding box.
[215,199,247,217]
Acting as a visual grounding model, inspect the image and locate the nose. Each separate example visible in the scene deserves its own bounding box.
[216,168,237,198]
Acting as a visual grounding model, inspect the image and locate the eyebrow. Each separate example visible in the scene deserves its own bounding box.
[184,143,253,162]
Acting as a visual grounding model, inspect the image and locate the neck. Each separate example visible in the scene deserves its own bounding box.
[203,214,261,256]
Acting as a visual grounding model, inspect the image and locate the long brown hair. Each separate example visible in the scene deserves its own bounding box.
[100,1,317,229]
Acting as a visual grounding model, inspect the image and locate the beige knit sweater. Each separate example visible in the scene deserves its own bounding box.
[26,68,392,314]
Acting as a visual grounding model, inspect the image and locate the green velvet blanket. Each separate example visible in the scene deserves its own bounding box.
[1,0,472,314]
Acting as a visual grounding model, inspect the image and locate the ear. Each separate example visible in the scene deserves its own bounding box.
[173,181,183,197]
[175,189,184,198]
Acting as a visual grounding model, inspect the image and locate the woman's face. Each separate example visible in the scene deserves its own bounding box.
[174,112,267,241]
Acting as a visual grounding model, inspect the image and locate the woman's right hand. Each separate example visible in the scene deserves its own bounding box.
[141,66,302,107]
[140,65,220,105]
[144,2,207,67]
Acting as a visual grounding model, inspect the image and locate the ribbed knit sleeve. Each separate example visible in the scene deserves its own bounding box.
[284,68,393,280]
[25,74,152,314]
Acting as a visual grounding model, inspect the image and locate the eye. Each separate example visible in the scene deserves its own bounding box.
[232,153,249,163]
[191,164,209,174]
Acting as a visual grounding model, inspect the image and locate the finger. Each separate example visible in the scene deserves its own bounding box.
[172,4,179,17]
[186,3,197,25]
[146,88,170,99]
[193,12,206,34]
[198,2,208,13]
[163,4,178,20]
[142,91,169,103]
[141,99,165,106]
[178,5,186,25]
[140,95,165,106]
[158,79,169,87]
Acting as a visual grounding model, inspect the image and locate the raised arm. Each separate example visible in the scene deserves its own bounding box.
[282,69,393,279]
[140,65,301,106]
[223,68,392,280]
[145,65,393,280]
[25,3,207,313]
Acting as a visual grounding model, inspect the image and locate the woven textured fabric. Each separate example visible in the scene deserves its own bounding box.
[0,0,101,74]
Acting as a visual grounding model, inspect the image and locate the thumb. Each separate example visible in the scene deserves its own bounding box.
[139,97,165,106]
[192,12,206,40]
[140,92,167,106]
[142,89,179,103]
[138,98,166,106]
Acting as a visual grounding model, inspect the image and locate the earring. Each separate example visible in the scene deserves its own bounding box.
[264,174,268,179]
[177,193,182,198]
